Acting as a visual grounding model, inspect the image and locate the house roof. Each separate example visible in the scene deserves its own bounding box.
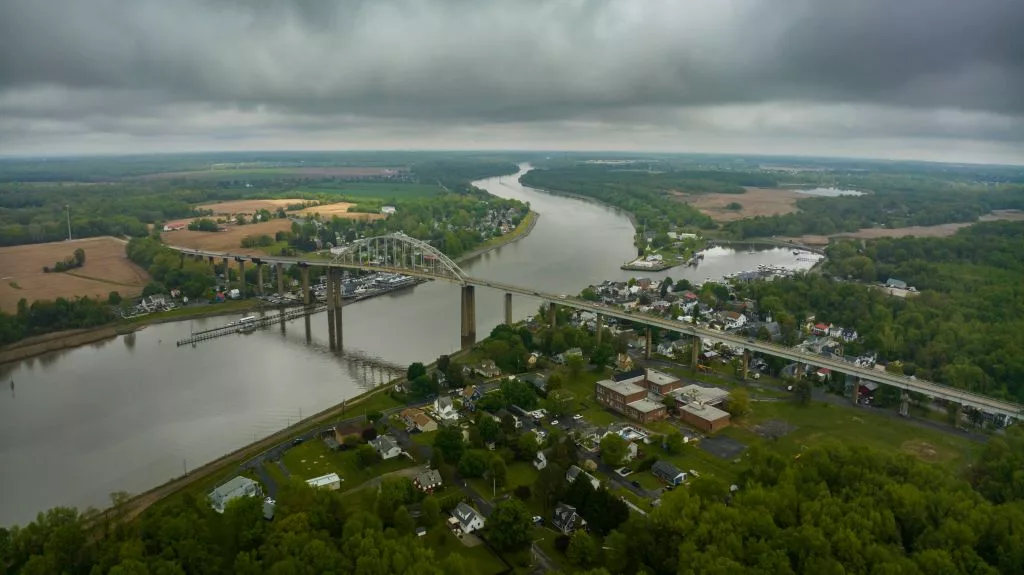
[306,473,341,488]
[370,435,399,453]
[412,413,435,427]
[726,311,742,320]
[416,469,443,487]
[461,385,477,398]
[652,460,684,479]
[814,323,829,330]
[211,476,258,501]
[646,369,679,387]
[454,502,482,524]
[679,402,730,422]
[675,384,729,406]
[436,396,454,411]
[597,378,646,397]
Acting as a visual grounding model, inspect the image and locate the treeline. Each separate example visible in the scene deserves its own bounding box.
[520,166,718,241]
[724,176,1024,239]
[43,247,85,273]
[126,237,216,299]
[739,221,1024,400]
[0,297,115,346]
[410,159,519,194]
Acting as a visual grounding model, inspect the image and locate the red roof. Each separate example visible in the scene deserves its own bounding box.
[814,323,828,330]
[817,368,831,375]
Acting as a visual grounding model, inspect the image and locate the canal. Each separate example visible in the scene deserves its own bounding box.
[0,165,819,526]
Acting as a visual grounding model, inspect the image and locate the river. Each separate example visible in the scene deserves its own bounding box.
[0,165,819,526]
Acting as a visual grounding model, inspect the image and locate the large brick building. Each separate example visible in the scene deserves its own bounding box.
[612,368,683,395]
[595,379,667,423]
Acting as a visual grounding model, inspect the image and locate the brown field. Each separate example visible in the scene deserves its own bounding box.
[781,209,1024,245]
[0,237,150,312]
[672,187,804,222]
[163,220,295,255]
[198,198,308,215]
[293,202,385,220]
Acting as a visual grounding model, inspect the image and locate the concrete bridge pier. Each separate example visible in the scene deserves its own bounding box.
[301,266,310,305]
[334,269,343,350]
[742,349,750,380]
[850,376,860,404]
[460,285,476,349]
[326,269,337,350]
[222,258,229,288]
[595,314,603,346]
[900,390,910,417]
[549,302,557,328]
[504,292,513,326]
[276,263,285,296]
[303,311,311,344]
[237,259,246,298]
[645,328,653,360]
[256,264,264,296]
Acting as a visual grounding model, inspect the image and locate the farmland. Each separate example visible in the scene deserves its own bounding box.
[292,202,386,220]
[0,237,149,312]
[672,187,804,222]
[161,220,294,255]
[196,198,307,215]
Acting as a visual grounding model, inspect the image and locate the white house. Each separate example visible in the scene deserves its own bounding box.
[452,502,486,533]
[369,435,402,460]
[381,205,397,215]
[306,473,342,491]
[724,311,747,330]
[566,465,601,490]
[434,395,458,421]
[209,476,260,513]
[533,451,548,470]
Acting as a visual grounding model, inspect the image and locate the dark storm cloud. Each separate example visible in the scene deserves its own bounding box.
[0,0,1022,157]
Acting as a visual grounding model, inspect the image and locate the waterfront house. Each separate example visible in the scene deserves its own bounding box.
[401,408,438,433]
[886,278,908,290]
[209,476,260,513]
[473,360,501,379]
[306,473,342,491]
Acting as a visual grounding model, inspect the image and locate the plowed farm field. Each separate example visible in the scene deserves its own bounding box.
[0,237,149,312]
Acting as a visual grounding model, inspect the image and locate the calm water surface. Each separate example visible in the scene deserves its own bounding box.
[0,166,818,525]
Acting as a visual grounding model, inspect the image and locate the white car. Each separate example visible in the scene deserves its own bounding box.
[573,414,584,421]
[550,420,560,426]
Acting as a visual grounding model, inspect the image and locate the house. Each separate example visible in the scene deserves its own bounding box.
[452,502,486,533]
[434,396,458,421]
[812,323,830,336]
[566,465,601,490]
[552,503,586,534]
[886,278,908,290]
[724,311,747,329]
[841,328,859,342]
[534,451,548,470]
[414,469,443,492]
[415,526,427,537]
[369,435,402,460]
[603,432,640,460]
[461,385,481,401]
[679,402,731,433]
[262,498,276,520]
[306,473,342,491]
[828,324,844,338]
[519,373,547,394]
[209,476,261,513]
[401,408,438,432]
[595,379,668,423]
[381,205,397,215]
[473,360,501,379]
[652,460,687,486]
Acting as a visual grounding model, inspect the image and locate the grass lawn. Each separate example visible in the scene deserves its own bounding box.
[468,460,539,501]
[282,440,414,489]
[412,430,438,446]
[421,527,508,575]
[343,391,403,420]
[294,183,442,200]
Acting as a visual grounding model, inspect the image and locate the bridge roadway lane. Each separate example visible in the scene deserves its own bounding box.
[165,245,1023,420]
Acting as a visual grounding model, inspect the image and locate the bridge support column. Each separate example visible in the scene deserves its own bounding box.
[304,311,311,344]
[237,259,246,298]
[326,269,337,350]
[595,314,603,346]
[645,328,653,360]
[742,349,750,380]
[334,269,343,350]
[504,292,513,326]
[850,376,860,404]
[460,285,476,349]
[691,335,701,370]
[222,258,229,288]
[276,263,285,296]
[256,265,264,296]
[549,302,557,328]
[899,390,910,417]
[301,267,310,306]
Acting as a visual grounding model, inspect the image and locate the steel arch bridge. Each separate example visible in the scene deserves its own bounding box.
[330,232,469,285]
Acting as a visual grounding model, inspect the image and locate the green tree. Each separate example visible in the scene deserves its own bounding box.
[407,362,427,381]
[490,456,508,487]
[433,425,465,463]
[795,378,813,406]
[393,505,415,535]
[458,450,490,478]
[727,387,751,417]
[516,432,540,460]
[421,495,441,527]
[600,433,629,467]
[567,531,600,568]
[107,291,122,305]
[410,374,437,398]
[356,444,380,466]
[486,499,533,552]
[567,354,585,378]
[664,431,685,454]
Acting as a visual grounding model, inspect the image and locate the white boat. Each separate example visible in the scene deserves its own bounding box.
[239,316,257,324]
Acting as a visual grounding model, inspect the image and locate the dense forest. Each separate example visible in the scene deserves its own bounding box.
[3,430,1022,575]
[0,296,115,346]
[738,221,1024,400]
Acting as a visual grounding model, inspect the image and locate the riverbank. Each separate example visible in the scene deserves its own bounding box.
[456,210,538,264]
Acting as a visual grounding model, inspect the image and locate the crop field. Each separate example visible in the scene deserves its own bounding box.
[0,237,149,312]
[672,187,804,222]
[162,220,295,255]
[197,198,308,215]
[292,202,385,220]
[293,182,442,200]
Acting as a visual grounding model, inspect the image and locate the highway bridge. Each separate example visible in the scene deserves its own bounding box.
[168,233,1022,422]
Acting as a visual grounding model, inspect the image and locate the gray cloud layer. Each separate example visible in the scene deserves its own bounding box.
[1,0,1022,161]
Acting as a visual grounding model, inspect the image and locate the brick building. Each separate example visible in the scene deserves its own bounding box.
[595,379,667,423]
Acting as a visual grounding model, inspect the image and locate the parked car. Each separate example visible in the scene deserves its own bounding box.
[573,414,584,421]
[532,515,543,525]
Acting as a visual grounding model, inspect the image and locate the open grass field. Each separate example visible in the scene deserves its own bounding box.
[0,236,149,312]
[781,209,1024,245]
[139,167,404,180]
[282,439,414,490]
[293,182,442,200]
[292,202,386,220]
[162,219,294,255]
[672,187,804,222]
[197,198,307,215]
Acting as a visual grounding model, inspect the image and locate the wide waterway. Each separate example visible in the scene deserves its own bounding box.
[0,165,820,526]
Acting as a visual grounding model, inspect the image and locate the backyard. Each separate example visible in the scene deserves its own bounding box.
[282,439,415,490]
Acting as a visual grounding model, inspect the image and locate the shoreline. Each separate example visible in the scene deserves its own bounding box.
[455,210,539,264]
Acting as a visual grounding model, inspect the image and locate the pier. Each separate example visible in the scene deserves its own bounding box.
[176,306,324,346]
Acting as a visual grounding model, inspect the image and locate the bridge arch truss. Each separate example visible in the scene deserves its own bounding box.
[330,232,468,285]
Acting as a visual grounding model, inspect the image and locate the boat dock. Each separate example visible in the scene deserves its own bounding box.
[176,306,324,346]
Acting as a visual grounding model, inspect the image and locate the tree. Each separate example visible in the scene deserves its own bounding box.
[516,432,540,460]
[107,291,122,305]
[367,410,384,424]
[490,456,507,487]
[476,415,501,444]
[407,362,427,381]
[421,495,441,527]
[795,378,813,406]
[436,354,451,374]
[356,444,380,466]
[580,287,599,301]
[486,499,533,552]
[433,425,465,463]
[600,433,629,467]
[393,505,415,535]
[567,531,600,568]
[567,354,585,378]
[458,450,490,478]
[410,374,437,398]
[73,248,86,266]
[727,387,751,417]
[659,277,674,298]
[664,431,685,454]
[545,389,573,418]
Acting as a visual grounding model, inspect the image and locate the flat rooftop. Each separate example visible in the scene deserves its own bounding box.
[629,398,667,413]
[597,378,646,397]
[680,402,730,422]
[675,384,730,406]
[646,369,679,386]
[306,473,341,488]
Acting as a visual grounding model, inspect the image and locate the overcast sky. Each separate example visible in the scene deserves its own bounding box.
[1,0,1022,163]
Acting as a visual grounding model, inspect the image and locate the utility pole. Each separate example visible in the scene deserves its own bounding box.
[65,204,72,241]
